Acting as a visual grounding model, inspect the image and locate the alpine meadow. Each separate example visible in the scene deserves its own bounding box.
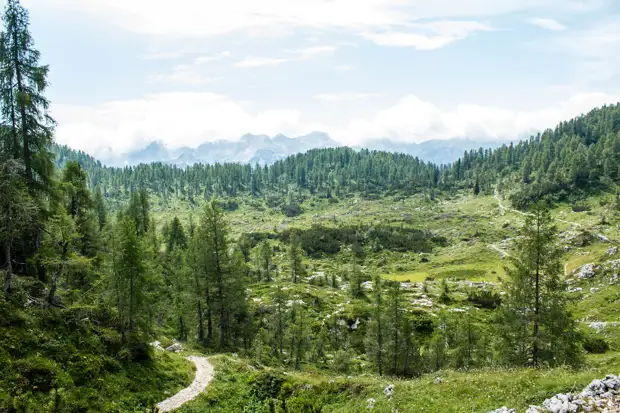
[1,0,620,412]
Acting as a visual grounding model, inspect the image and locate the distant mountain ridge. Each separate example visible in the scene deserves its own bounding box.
[96,132,510,167]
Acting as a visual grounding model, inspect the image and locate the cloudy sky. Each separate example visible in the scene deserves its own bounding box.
[16,0,620,156]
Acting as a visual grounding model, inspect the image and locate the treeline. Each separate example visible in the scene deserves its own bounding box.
[53,104,620,210]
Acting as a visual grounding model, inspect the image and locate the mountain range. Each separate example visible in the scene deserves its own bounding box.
[97,132,510,167]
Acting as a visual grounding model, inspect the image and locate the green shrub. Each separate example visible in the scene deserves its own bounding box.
[583,335,609,354]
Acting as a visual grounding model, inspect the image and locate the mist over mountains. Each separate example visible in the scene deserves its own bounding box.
[96,131,510,167]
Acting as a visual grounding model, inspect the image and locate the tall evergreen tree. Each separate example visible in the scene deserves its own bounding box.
[0,159,36,293]
[1,0,55,191]
[366,275,385,376]
[288,232,305,283]
[498,202,582,367]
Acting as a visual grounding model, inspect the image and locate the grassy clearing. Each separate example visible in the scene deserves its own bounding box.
[177,354,620,413]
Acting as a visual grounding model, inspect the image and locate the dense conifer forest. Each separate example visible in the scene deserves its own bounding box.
[1,0,620,412]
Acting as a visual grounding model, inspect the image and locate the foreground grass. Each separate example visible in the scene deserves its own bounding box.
[177,354,620,413]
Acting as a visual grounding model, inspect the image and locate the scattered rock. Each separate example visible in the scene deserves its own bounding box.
[574,263,596,279]
[588,322,620,331]
[383,384,394,400]
[434,376,443,385]
[596,234,611,243]
[487,408,515,413]
[366,398,376,409]
[568,287,583,293]
[412,298,433,307]
[361,281,374,291]
[607,246,618,256]
[487,374,620,413]
[150,341,164,351]
[166,341,183,353]
[542,393,579,413]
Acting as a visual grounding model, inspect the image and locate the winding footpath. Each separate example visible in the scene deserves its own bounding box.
[157,356,214,412]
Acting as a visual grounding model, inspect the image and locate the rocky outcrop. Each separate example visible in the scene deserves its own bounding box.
[575,263,597,279]
[487,374,619,413]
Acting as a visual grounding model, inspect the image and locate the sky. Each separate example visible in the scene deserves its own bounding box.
[13,0,620,157]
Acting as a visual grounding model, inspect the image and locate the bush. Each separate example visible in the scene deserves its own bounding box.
[571,202,591,212]
[582,335,609,354]
[467,288,502,309]
[281,203,303,217]
[332,350,352,373]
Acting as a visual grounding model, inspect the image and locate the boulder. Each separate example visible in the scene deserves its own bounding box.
[574,263,596,279]
[166,341,183,353]
[150,341,164,351]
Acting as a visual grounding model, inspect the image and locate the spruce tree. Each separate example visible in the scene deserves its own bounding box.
[0,159,36,293]
[498,201,582,367]
[366,275,385,376]
[1,0,55,191]
[288,232,305,283]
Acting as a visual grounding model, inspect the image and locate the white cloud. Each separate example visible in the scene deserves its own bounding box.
[556,17,620,81]
[233,56,292,68]
[234,45,338,68]
[52,91,620,158]
[314,92,382,101]
[148,52,231,84]
[141,51,184,60]
[528,17,566,31]
[27,0,587,50]
[53,93,308,156]
[291,45,338,58]
[361,21,493,50]
[333,92,620,144]
[336,65,355,72]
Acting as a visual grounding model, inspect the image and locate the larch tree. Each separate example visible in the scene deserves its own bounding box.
[498,201,582,367]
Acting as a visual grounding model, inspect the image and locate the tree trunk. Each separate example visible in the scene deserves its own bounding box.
[377,316,383,376]
[178,315,186,341]
[129,271,134,331]
[12,27,32,186]
[533,210,541,367]
[403,337,410,376]
[392,308,399,373]
[48,270,60,305]
[197,298,204,343]
[205,286,213,346]
[9,79,18,160]
[3,240,12,294]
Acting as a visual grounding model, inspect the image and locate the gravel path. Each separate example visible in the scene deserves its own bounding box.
[157,356,214,412]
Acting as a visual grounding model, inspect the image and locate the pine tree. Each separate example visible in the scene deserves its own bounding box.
[385,281,404,374]
[257,240,273,282]
[0,159,36,293]
[39,207,91,305]
[271,284,288,359]
[94,188,107,231]
[288,232,305,283]
[193,201,248,350]
[348,256,364,299]
[1,0,55,191]
[498,201,582,367]
[115,216,147,333]
[366,275,385,376]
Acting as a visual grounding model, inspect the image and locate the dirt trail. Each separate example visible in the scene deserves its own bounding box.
[157,356,214,412]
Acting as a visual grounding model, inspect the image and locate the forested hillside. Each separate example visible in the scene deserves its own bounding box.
[55,104,620,210]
